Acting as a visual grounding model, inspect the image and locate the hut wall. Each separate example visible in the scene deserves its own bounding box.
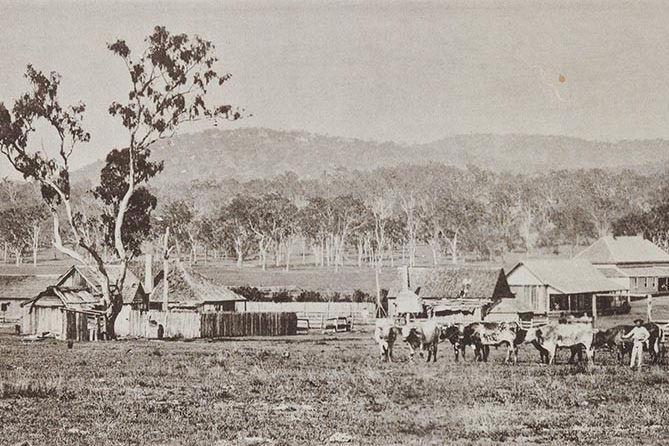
[201,312,297,338]
[31,306,64,338]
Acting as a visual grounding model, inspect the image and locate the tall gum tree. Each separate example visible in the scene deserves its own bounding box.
[0,26,241,337]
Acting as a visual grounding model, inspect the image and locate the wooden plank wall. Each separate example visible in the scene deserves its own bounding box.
[201,312,297,338]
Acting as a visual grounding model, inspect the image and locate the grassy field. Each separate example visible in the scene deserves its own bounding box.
[2,332,669,446]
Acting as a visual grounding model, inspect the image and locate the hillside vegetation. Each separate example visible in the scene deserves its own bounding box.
[75,128,669,184]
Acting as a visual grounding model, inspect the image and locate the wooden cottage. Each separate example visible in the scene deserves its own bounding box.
[575,235,669,296]
[506,259,625,318]
[116,260,246,339]
[386,266,514,323]
[22,265,144,341]
[0,274,60,332]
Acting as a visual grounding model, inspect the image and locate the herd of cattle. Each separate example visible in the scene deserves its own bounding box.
[373,318,666,366]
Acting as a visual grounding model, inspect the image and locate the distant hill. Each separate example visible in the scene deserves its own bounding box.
[75,128,669,184]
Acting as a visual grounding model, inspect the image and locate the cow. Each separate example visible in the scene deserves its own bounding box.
[401,319,442,362]
[373,319,401,362]
[524,324,595,365]
[593,323,663,364]
[461,322,520,364]
[517,327,587,364]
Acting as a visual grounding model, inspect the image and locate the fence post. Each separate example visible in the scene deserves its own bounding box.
[647,294,653,322]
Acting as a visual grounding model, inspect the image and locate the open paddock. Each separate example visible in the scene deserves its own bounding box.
[1,333,669,445]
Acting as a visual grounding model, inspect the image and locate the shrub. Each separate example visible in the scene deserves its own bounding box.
[231,286,267,301]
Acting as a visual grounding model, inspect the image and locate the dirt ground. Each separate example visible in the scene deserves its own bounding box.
[2,332,669,446]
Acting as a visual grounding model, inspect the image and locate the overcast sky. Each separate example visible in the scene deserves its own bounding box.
[2,0,669,172]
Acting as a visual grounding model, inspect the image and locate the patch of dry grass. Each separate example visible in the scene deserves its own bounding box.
[2,333,669,445]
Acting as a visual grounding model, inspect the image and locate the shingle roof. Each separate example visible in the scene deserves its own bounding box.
[56,265,142,303]
[0,275,60,300]
[575,236,669,264]
[150,262,245,307]
[387,267,513,300]
[429,298,493,313]
[510,259,624,294]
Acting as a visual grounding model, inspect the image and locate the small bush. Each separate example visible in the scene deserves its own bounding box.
[0,377,70,399]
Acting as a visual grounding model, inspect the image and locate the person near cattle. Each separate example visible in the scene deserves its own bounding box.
[622,319,650,369]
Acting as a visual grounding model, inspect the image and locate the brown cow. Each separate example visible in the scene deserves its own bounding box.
[594,323,663,364]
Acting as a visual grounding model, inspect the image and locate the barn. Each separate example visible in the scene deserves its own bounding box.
[0,274,60,332]
[575,235,669,296]
[506,259,625,318]
[386,266,514,323]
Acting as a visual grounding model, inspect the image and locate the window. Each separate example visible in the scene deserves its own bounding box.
[0,303,9,312]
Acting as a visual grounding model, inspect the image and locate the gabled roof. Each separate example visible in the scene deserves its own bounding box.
[0,275,60,300]
[388,267,513,300]
[56,265,142,303]
[575,236,669,264]
[488,297,533,314]
[508,259,624,294]
[149,262,246,307]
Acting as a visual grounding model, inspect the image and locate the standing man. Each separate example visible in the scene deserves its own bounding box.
[622,318,650,370]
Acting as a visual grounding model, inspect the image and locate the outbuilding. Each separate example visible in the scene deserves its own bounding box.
[575,235,669,296]
[386,266,514,322]
[506,259,625,318]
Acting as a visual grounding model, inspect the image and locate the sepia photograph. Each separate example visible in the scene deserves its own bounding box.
[2,0,669,444]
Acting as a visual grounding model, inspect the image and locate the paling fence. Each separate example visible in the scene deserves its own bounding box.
[241,301,375,329]
[201,312,297,337]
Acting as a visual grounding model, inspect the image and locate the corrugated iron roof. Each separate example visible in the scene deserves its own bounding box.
[149,261,246,307]
[510,259,624,294]
[0,275,60,300]
[488,297,533,314]
[618,266,669,277]
[387,266,512,300]
[597,266,629,279]
[576,236,669,264]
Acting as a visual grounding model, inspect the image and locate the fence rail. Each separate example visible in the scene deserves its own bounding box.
[200,312,297,338]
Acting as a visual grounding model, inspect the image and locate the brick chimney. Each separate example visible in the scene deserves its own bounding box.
[144,254,154,293]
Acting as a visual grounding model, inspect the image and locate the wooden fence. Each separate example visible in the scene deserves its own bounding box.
[241,301,375,329]
[201,312,297,338]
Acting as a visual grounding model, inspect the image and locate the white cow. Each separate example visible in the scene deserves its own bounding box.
[524,324,596,365]
[373,319,401,362]
[401,319,442,362]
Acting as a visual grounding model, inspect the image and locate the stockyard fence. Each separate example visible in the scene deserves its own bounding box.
[241,301,375,329]
[201,312,297,337]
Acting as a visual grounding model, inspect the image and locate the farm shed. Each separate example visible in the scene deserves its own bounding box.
[0,274,59,331]
[576,235,669,296]
[21,265,144,340]
[506,259,625,318]
[23,287,105,340]
[117,261,246,339]
[386,266,513,321]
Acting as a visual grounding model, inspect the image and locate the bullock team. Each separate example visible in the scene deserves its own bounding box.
[373,317,665,369]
